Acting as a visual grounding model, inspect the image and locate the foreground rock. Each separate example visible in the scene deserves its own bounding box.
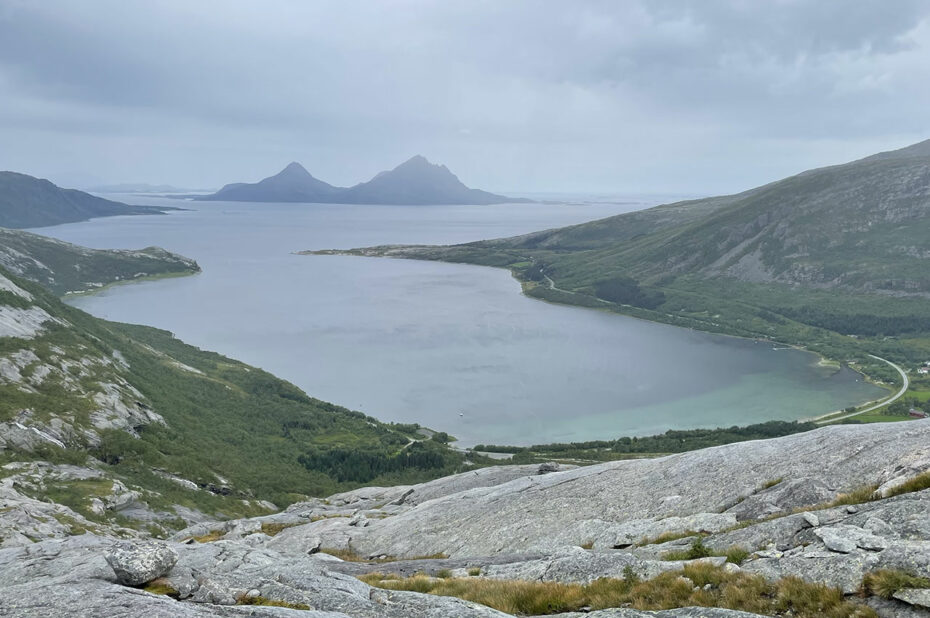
[105,541,178,585]
[0,535,511,617]
[180,421,930,561]
[4,421,930,616]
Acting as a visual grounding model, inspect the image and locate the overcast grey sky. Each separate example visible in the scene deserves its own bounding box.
[1,0,929,194]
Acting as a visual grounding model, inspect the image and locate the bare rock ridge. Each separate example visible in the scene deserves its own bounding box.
[199,155,529,204]
[2,421,930,616]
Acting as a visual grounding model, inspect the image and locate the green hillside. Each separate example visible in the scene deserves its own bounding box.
[0,266,468,531]
[0,227,200,295]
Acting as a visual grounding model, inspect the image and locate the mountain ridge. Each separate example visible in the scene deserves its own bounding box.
[0,172,175,228]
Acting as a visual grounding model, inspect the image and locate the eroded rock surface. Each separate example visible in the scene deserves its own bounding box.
[4,421,930,616]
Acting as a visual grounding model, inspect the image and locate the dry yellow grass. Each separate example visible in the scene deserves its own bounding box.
[360,563,877,617]
[861,569,930,599]
[884,471,930,498]
[259,522,300,537]
[190,529,225,543]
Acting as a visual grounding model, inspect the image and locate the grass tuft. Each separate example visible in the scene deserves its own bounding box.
[637,530,703,546]
[260,521,300,536]
[191,529,225,543]
[861,569,930,599]
[823,484,879,508]
[761,477,784,490]
[883,471,930,499]
[236,595,310,610]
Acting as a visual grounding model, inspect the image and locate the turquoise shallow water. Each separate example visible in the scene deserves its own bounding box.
[35,196,883,447]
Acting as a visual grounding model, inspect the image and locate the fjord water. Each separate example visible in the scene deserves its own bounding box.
[36,197,883,446]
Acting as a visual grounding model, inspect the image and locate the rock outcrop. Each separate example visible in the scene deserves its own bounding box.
[3,421,930,616]
[219,421,930,560]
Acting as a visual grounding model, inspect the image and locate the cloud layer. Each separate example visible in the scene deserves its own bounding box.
[1,0,928,193]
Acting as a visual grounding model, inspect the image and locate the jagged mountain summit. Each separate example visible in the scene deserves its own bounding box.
[337,155,525,205]
[0,172,171,228]
[200,161,342,203]
[199,156,528,205]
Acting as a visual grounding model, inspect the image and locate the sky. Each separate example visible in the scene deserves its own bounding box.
[1,0,929,195]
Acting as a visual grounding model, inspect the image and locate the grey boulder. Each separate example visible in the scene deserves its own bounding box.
[105,541,179,586]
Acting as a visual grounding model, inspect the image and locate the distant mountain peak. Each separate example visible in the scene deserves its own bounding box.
[400,154,431,166]
[277,161,312,177]
[200,156,529,205]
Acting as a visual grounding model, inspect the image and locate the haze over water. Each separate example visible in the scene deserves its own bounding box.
[35,196,883,446]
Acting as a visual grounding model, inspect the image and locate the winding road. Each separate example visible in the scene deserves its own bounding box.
[813,354,909,424]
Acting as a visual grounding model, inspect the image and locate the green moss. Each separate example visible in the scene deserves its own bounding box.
[141,579,180,598]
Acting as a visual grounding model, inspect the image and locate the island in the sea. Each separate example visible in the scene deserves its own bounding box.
[198,155,531,205]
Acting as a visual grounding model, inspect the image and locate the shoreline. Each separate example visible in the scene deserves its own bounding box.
[61,268,200,299]
[304,249,893,427]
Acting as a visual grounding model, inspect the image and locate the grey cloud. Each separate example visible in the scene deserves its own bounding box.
[0,0,928,193]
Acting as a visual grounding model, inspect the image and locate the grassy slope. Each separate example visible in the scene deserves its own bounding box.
[0,269,466,516]
[0,227,200,295]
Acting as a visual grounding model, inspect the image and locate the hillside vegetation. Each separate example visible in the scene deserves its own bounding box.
[0,265,469,534]
[0,227,200,295]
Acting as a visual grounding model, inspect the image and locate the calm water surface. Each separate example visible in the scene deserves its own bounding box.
[33,196,883,446]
